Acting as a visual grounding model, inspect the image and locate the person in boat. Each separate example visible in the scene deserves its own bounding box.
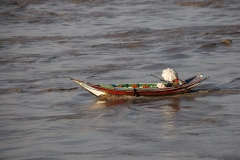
[157,68,184,88]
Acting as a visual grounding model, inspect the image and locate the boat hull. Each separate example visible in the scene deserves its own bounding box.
[70,75,209,97]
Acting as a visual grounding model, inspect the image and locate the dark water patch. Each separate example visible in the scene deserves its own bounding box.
[45,56,59,63]
[98,28,157,39]
[62,50,83,57]
[219,155,240,160]
[38,87,78,93]
[0,54,43,64]
[220,77,240,89]
[217,114,240,119]
[166,53,191,59]
[0,88,23,94]
[174,0,225,8]
[112,1,161,6]
[152,25,240,50]
[51,69,93,76]
[198,39,233,51]
[22,157,60,160]
[0,11,67,24]
[0,79,78,95]
[113,57,135,62]
[226,77,240,83]
[139,63,166,71]
[42,147,137,158]
[198,43,228,50]
[49,114,83,121]
[178,114,226,127]
[1,0,47,6]
[83,11,117,19]
[50,101,79,109]
[194,89,240,95]
[13,113,85,122]
[144,25,240,47]
[99,27,189,47]
[71,0,108,5]
[0,36,77,45]
[0,11,16,17]
[0,25,238,47]
[204,25,240,36]
[0,36,86,48]
[52,63,125,77]
[91,42,144,50]
[161,47,191,54]
[3,78,47,84]
[211,105,223,110]
[92,26,199,49]
[119,130,159,143]
[0,128,34,139]
[201,118,222,126]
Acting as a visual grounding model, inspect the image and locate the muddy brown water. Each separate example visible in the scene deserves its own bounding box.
[1,0,240,159]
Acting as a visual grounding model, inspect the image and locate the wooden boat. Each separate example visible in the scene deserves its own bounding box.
[70,74,209,97]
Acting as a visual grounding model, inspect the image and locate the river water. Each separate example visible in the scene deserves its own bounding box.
[1,0,240,159]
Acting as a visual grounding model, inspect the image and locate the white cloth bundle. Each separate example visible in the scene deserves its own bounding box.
[157,83,166,88]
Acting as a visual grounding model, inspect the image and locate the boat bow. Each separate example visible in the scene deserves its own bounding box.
[70,78,106,96]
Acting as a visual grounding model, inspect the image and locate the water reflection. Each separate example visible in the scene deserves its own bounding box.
[89,97,181,111]
[89,99,129,110]
[146,98,180,111]
[88,98,181,140]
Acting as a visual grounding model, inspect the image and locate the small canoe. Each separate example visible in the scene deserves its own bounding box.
[70,74,209,97]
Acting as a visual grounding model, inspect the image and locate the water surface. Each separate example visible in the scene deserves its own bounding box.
[0,0,240,159]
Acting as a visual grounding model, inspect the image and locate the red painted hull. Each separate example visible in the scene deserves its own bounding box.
[70,75,209,97]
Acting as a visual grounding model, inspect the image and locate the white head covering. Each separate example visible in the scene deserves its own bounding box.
[162,68,178,81]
